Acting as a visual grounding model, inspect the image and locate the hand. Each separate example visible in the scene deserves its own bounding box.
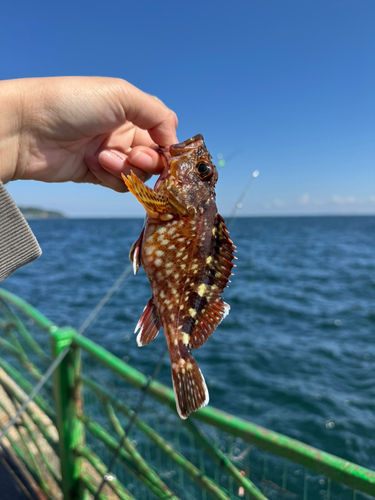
[0,77,178,191]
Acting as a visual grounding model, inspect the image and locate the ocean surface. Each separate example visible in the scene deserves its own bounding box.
[3,216,375,475]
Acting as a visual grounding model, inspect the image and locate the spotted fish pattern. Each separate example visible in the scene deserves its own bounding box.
[123,134,236,419]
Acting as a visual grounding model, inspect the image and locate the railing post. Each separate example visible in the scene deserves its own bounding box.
[52,327,86,500]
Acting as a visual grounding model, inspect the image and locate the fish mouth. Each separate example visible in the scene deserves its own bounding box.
[168,134,204,157]
[158,134,205,159]
[173,134,204,148]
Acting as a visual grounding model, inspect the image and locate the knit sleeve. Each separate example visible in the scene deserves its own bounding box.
[0,182,42,282]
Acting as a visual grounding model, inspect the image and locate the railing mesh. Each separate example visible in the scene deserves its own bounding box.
[0,290,373,500]
[80,349,368,500]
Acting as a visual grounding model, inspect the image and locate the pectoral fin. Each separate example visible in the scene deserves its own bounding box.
[122,172,169,217]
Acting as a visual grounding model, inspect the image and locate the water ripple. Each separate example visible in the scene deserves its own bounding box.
[3,216,375,470]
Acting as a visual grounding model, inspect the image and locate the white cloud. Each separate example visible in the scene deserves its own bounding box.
[298,193,310,205]
[332,195,357,204]
[295,193,375,207]
[273,199,286,208]
[331,195,375,205]
[258,193,375,216]
[262,199,287,209]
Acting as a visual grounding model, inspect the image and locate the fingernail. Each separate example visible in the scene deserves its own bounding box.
[130,151,154,169]
[100,151,125,171]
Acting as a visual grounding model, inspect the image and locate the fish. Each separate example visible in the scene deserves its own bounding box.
[122,134,236,419]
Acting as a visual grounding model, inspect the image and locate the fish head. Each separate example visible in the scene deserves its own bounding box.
[157,134,218,218]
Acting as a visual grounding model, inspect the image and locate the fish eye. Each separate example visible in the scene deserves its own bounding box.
[196,161,212,179]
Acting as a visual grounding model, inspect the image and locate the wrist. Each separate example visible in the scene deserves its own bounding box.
[0,79,26,183]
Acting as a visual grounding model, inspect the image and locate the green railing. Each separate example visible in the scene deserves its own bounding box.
[0,286,374,500]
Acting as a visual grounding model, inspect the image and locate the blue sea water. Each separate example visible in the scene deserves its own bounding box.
[3,216,375,474]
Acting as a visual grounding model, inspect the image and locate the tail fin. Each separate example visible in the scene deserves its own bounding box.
[170,347,209,419]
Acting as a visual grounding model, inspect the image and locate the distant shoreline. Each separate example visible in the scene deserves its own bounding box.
[19,207,66,219]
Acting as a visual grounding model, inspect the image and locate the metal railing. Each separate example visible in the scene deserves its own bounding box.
[1,286,375,500]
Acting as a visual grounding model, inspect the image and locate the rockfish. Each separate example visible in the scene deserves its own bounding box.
[122,134,236,419]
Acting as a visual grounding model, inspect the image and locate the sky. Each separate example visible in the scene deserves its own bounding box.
[1,0,374,217]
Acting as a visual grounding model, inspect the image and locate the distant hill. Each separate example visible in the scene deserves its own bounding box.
[18,207,66,219]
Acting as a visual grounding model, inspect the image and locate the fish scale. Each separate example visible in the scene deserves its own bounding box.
[123,134,236,418]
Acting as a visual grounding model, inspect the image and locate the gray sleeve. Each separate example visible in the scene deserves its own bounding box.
[0,181,42,282]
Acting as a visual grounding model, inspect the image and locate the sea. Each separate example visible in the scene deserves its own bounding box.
[2,216,375,486]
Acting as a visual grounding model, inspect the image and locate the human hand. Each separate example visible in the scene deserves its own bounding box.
[0,77,178,191]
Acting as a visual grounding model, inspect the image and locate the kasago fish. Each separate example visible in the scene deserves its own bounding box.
[122,134,236,419]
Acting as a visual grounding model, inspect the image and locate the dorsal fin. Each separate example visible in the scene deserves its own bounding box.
[183,214,236,349]
[188,297,230,349]
[206,214,236,290]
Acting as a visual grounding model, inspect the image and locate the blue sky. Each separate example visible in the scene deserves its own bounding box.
[1,0,374,217]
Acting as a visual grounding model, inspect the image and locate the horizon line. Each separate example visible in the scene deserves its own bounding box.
[26,213,375,221]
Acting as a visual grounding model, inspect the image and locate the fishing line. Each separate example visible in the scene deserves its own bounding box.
[0,264,133,445]
[215,146,259,229]
[227,170,259,230]
[93,345,168,499]
[78,264,133,335]
[0,346,69,445]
